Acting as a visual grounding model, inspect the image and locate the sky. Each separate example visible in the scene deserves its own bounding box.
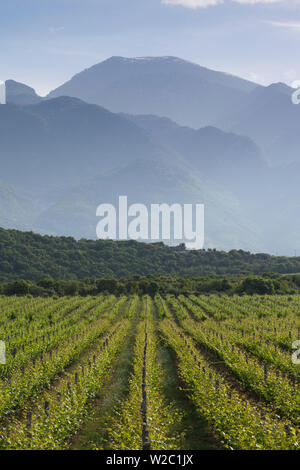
[0,0,300,95]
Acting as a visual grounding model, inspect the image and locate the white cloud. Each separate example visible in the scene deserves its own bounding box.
[162,0,224,8]
[234,0,282,3]
[162,0,283,7]
[265,20,300,29]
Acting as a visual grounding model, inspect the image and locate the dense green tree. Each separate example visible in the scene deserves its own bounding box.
[1,227,300,284]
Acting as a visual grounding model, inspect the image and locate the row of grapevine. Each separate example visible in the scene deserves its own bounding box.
[106,299,182,450]
[159,318,298,450]
[0,320,131,449]
[0,294,298,450]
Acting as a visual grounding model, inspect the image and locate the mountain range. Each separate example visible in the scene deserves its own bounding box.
[46,56,300,167]
[1,56,300,255]
[48,56,258,129]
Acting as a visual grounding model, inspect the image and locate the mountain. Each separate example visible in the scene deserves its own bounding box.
[0,96,172,195]
[121,113,267,202]
[47,56,259,128]
[0,180,39,230]
[0,95,263,250]
[47,57,300,167]
[5,80,43,105]
[218,83,300,166]
[0,89,298,254]
[35,155,263,252]
[120,114,300,254]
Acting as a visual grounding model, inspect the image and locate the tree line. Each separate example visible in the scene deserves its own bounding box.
[1,273,300,297]
[1,227,300,282]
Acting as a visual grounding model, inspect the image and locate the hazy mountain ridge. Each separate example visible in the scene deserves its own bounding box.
[1,55,300,254]
[0,180,39,230]
[217,82,300,166]
[47,56,259,128]
[36,155,262,252]
[0,97,174,193]
[0,95,264,251]
[5,80,43,105]
[47,56,300,167]
[121,113,267,200]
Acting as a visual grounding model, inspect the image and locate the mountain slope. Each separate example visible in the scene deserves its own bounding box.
[0,97,174,194]
[122,113,267,201]
[0,95,263,250]
[48,56,259,128]
[36,156,263,252]
[47,57,300,166]
[0,88,298,254]
[0,180,39,230]
[218,83,300,166]
[5,80,43,105]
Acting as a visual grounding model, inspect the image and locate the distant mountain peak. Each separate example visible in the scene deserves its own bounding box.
[37,95,87,107]
[265,82,293,95]
[104,55,189,64]
[6,79,37,95]
[48,55,258,128]
[5,79,42,105]
[249,81,293,100]
[267,82,292,90]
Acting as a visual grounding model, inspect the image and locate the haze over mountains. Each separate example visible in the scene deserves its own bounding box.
[47,56,300,167]
[48,56,258,129]
[2,56,300,254]
[0,97,169,192]
[6,80,42,106]
[0,96,260,251]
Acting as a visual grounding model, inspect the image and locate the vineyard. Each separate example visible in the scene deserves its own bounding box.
[0,294,299,450]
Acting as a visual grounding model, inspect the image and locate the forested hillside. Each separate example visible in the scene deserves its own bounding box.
[1,227,300,282]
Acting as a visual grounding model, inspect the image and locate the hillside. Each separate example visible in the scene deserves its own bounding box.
[0,97,169,193]
[1,71,300,254]
[46,56,300,168]
[122,113,266,201]
[0,180,39,230]
[219,83,300,166]
[48,56,258,128]
[0,96,264,251]
[1,227,300,282]
[36,156,262,251]
[5,79,43,105]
